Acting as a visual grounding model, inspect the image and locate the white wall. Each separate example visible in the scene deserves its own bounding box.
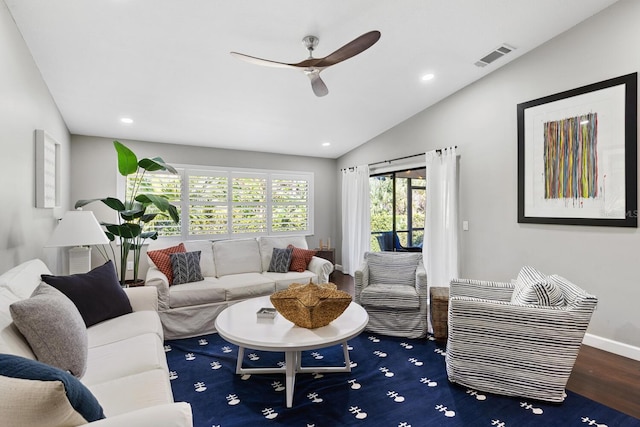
[0,0,70,273]
[70,135,338,279]
[338,0,640,352]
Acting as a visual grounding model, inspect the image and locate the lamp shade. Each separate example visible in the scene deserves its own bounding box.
[46,210,109,247]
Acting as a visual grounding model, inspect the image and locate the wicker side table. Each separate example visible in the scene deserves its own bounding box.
[429,287,450,341]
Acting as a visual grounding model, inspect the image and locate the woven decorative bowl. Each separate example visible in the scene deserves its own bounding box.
[270,282,352,329]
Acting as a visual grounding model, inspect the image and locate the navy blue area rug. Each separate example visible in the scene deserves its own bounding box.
[165,333,640,427]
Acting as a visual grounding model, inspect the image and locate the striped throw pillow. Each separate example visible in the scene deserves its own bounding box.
[512,266,565,306]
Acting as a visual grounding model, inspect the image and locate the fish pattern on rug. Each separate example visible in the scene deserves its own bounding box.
[165,333,640,427]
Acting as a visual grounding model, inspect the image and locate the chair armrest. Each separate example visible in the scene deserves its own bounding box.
[122,286,158,312]
[88,402,192,427]
[353,261,369,303]
[415,263,427,297]
[307,256,334,284]
[144,266,171,311]
[449,278,514,302]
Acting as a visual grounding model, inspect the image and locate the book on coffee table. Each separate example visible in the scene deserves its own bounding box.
[256,307,277,319]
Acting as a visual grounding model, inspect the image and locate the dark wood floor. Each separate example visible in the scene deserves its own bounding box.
[332,271,640,419]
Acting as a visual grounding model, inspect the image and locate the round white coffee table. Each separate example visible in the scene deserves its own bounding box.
[214,295,369,408]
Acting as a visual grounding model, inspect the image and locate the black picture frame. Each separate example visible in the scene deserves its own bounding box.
[517,73,637,227]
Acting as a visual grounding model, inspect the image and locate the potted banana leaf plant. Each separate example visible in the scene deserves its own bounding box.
[76,141,179,285]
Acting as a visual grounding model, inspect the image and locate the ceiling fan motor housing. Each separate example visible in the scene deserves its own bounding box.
[302,35,319,54]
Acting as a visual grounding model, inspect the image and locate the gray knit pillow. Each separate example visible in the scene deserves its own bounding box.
[268,247,293,273]
[170,251,204,285]
[10,283,88,378]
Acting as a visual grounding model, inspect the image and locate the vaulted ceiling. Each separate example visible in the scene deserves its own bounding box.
[6,0,619,158]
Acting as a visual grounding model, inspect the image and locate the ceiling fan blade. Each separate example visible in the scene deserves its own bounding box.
[307,72,328,97]
[230,52,298,69]
[315,30,381,67]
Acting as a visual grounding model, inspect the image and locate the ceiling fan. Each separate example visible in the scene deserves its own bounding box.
[230,30,381,97]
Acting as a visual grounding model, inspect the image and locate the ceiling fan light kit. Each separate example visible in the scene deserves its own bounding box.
[231,30,381,97]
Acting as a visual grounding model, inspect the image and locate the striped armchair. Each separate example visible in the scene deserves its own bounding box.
[445,271,598,403]
[354,252,427,338]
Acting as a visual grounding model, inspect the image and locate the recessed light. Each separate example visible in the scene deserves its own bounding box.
[421,73,435,81]
[120,117,134,124]
[322,142,331,147]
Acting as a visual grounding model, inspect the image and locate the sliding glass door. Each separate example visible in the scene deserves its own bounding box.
[370,168,425,252]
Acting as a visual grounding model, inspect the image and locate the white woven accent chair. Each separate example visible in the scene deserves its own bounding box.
[354,252,427,338]
[445,267,598,403]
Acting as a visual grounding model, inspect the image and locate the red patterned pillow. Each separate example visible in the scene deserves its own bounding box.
[287,245,317,272]
[147,243,186,285]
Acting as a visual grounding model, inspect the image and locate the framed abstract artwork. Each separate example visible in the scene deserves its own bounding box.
[35,129,60,208]
[517,73,637,227]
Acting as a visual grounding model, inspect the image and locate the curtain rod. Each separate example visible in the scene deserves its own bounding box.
[341,146,457,172]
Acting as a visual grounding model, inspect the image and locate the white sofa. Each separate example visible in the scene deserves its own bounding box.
[145,236,334,339]
[0,259,192,426]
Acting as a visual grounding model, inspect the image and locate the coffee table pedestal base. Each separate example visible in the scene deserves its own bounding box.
[236,341,352,408]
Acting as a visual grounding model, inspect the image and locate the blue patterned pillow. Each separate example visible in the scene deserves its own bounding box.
[170,251,204,285]
[268,247,293,273]
[0,354,105,424]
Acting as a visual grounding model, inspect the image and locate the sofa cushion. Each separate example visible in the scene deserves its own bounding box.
[360,283,420,309]
[258,235,308,271]
[87,310,164,348]
[0,258,51,300]
[87,369,175,418]
[82,333,167,387]
[10,283,88,378]
[288,245,317,272]
[267,247,293,273]
[168,277,226,308]
[512,266,565,306]
[0,354,105,425]
[0,288,36,358]
[263,271,317,291]
[183,240,216,277]
[365,252,420,286]
[41,261,133,327]
[213,239,262,277]
[170,251,204,285]
[147,243,186,285]
[214,273,276,301]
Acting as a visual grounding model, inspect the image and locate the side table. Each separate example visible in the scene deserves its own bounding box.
[429,286,449,341]
[314,248,335,281]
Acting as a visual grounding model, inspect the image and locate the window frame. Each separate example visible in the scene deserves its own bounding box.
[117,164,314,240]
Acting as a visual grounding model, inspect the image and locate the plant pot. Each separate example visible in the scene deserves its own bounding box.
[123,279,145,288]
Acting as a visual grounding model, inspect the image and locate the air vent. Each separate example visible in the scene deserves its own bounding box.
[474,43,515,67]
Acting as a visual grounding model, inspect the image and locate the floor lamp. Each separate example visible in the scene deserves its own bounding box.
[45,210,110,275]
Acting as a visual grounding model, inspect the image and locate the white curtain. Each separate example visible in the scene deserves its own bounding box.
[341,165,371,276]
[424,148,459,288]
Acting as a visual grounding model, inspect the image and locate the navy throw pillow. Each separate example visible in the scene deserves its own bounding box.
[41,260,132,327]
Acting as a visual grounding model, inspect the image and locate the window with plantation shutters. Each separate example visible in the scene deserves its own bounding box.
[271,174,310,232]
[122,166,313,239]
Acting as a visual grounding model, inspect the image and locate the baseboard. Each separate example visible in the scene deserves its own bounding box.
[583,333,640,361]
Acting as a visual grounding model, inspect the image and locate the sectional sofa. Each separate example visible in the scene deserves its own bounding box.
[0,259,192,426]
[145,235,334,339]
